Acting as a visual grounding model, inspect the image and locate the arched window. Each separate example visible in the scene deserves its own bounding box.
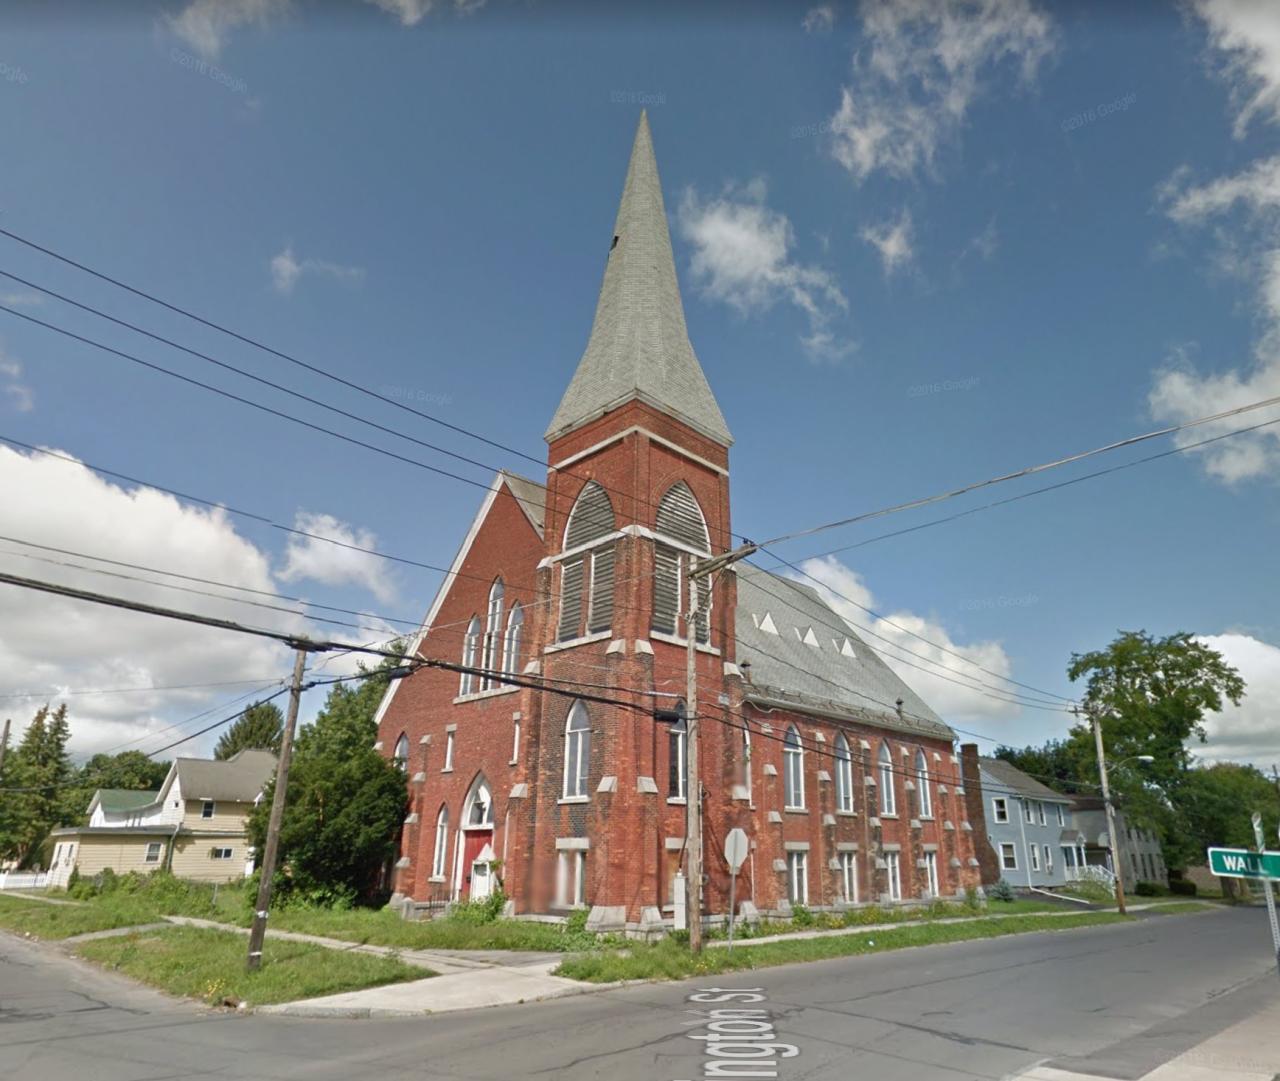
[783,725,805,809]
[432,806,449,878]
[465,775,493,826]
[652,482,711,643]
[481,579,505,689]
[460,616,482,695]
[393,733,409,772]
[502,604,524,675]
[559,482,616,642]
[915,750,933,818]
[878,743,897,816]
[668,702,688,800]
[563,701,591,799]
[835,733,854,813]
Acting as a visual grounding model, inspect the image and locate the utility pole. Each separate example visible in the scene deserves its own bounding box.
[684,541,758,955]
[0,718,10,776]
[1088,705,1127,915]
[247,646,309,971]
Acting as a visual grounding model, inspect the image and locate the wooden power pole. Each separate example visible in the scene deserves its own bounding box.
[684,555,703,954]
[247,646,309,971]
[1090,706,1128,915]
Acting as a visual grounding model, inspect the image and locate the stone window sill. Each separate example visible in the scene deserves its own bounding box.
[558,796,589,805]
[453,685,520,705]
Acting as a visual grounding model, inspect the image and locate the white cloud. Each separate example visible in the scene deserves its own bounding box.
[278,511,396,603]
[1195,633,1280,764]
[270,245,366,294]
[861,208,916,274]
[0,342,34,413]
[364,0,434,25]
[1192,0,1280,137]
[677,180,853,362]
[961,216,999,262]
[803,4,836,34]
[828,0,1054,182]
[165,0,288,60]
[795,555,1020,725]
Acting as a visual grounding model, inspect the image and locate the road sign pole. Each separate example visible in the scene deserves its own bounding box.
[723,828,748,956]
[728,869,737,954]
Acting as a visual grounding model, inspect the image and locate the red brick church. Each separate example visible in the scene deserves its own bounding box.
[375,113,982,932]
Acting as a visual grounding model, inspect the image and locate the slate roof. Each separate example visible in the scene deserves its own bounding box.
[734,564,953,741]
[545,112,732,447]
[500,470,547,539]
[979,757,1072,803]
[171,749,276,803]
[92,788,160,813]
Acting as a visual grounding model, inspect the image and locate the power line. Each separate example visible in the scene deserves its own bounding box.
[0,677,287,701]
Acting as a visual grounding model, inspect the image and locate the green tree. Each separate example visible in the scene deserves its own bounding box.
[60,751,172,825]
[0,704,74,868]
[1175,763,1280,860]
[993,739,1086,791]
[248,656,407,905]
[214,701,284,760]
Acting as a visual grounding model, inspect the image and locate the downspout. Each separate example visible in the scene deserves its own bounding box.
[165,822,180,872]
[1016,799,1033,891]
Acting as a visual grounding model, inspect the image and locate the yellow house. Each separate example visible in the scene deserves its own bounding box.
[47,749,277,888]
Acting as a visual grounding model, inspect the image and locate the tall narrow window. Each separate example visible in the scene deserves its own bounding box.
[559,482,615,641]
[835,734,854,813]
[393,734,409,772]
[885,851,901,901]
[878,743,896,816]
[502,604,524,676]
[839,851,858,903]
[563,702,590,799]
[443,730,454,772]
[460,616,481,695]
[915,750,932,818]
[923,851,939,898]
[652,482,711,643]
[432,806,449,878]
[783,726,805,809]
[787,851,808,904]
[668,705,688,800]
[740,723,752,801]
[481,579,504,687]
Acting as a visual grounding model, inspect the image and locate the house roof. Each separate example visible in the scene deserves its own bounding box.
[90,788,160,814]
[979,757,1072,803]
[500,470,547,538]
[545,112,732,448]
[735,564,953,741]
[167,749,276,803]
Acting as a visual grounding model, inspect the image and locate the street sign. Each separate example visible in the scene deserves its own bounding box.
[724,828,749,873]
[1208,847,1280,880]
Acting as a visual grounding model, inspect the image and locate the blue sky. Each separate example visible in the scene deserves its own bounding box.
[1,0,1278,766]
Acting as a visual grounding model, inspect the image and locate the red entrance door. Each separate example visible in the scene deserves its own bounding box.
[461,830,493,899]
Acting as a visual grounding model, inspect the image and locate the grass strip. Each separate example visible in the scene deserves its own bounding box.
[74,925,424,1006]
[556,911,1131,983]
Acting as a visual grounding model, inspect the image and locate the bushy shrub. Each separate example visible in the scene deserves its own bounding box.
[447,888,507,925]
[1169,878,1197,896]
[989,880,1016,903]
[1133,880,1160,897]
[963,887,983,913]
[790,903,815,928]
[564,907,589,935]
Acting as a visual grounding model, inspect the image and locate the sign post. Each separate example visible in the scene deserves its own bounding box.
[724,828,748,954]
[1253,813,1280,983]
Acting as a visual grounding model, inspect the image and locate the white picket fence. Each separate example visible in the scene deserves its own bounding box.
[0,871,48,891]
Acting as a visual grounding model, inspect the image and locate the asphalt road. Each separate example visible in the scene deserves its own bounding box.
[1,906,1277,1081]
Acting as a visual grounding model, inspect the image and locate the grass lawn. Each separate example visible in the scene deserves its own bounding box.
[556,911,1132,983]
[75,925,424,1006]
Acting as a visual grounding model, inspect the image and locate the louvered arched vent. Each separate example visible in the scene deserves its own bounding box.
[564,481,615,549]
[654,481,710,552]
[557,481,617,643]
[652,482,711,643]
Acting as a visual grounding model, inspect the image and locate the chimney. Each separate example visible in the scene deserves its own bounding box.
[895,697,904,723]
[960,743,1001,889]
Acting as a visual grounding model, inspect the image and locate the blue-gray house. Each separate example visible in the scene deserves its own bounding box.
[978,758,1082,891]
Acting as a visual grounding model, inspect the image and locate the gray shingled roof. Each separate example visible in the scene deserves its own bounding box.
[500,470,547,538]
[173,749,276,803]
[545,112,732,447]
[979,757,1071,802]
[734,564,953,741]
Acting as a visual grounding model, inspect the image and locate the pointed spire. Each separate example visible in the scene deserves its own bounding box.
[545,112,732,447]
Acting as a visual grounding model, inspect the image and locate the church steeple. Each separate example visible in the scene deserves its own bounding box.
[545,111,732,448]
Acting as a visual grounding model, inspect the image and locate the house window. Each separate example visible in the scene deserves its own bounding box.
[211,847,233,860]
[1056,804,1065,827]
[563,701,590,799]
[783,726,805,809]
[1000,843,1018,870]
[502,604,524,676]
[1029,842,1041,872]
[652,482,711,643]
[834,734,854,813]
[1023,800,1034,824]
[668,705,687,800]
[923,851,939,898]
[839,851,858,903]
[1044,845,1053,873]
[992,797,1008,823]
[557,849,586,908]
[481,578,504,688]
[559,482,616,641]
[878,743,896,816]
[740,723,752,801]
[511,717,521,764]
[915,750,932,818]
[885,851,901,901]
[460,616,482,694]
[443,731,455,772]
[145,842,163,863]
[201,801,215,819]
[787,851,808,905]
[393,733,409,771]
[431,806,449,878]
[1037,801,1046,827]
